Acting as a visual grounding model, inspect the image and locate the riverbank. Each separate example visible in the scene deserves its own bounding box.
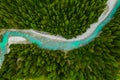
[0,0,120,80]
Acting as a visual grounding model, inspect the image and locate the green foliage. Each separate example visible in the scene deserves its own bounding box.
[0,8,120,79]
[0,0,107,38]
[0,0,120,80]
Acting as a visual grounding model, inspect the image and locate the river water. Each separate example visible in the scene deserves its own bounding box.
[0,0,120,67]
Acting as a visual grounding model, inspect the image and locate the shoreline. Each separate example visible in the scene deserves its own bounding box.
[0,0,119,67]
[0,0,117,42]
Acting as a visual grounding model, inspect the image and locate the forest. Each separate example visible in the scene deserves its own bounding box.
[0,0,107,38]
[0,0,120,80]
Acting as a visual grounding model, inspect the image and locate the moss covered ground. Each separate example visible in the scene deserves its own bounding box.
[0,0,120,80]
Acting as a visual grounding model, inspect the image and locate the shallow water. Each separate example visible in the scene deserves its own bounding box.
[0,0,120,67]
